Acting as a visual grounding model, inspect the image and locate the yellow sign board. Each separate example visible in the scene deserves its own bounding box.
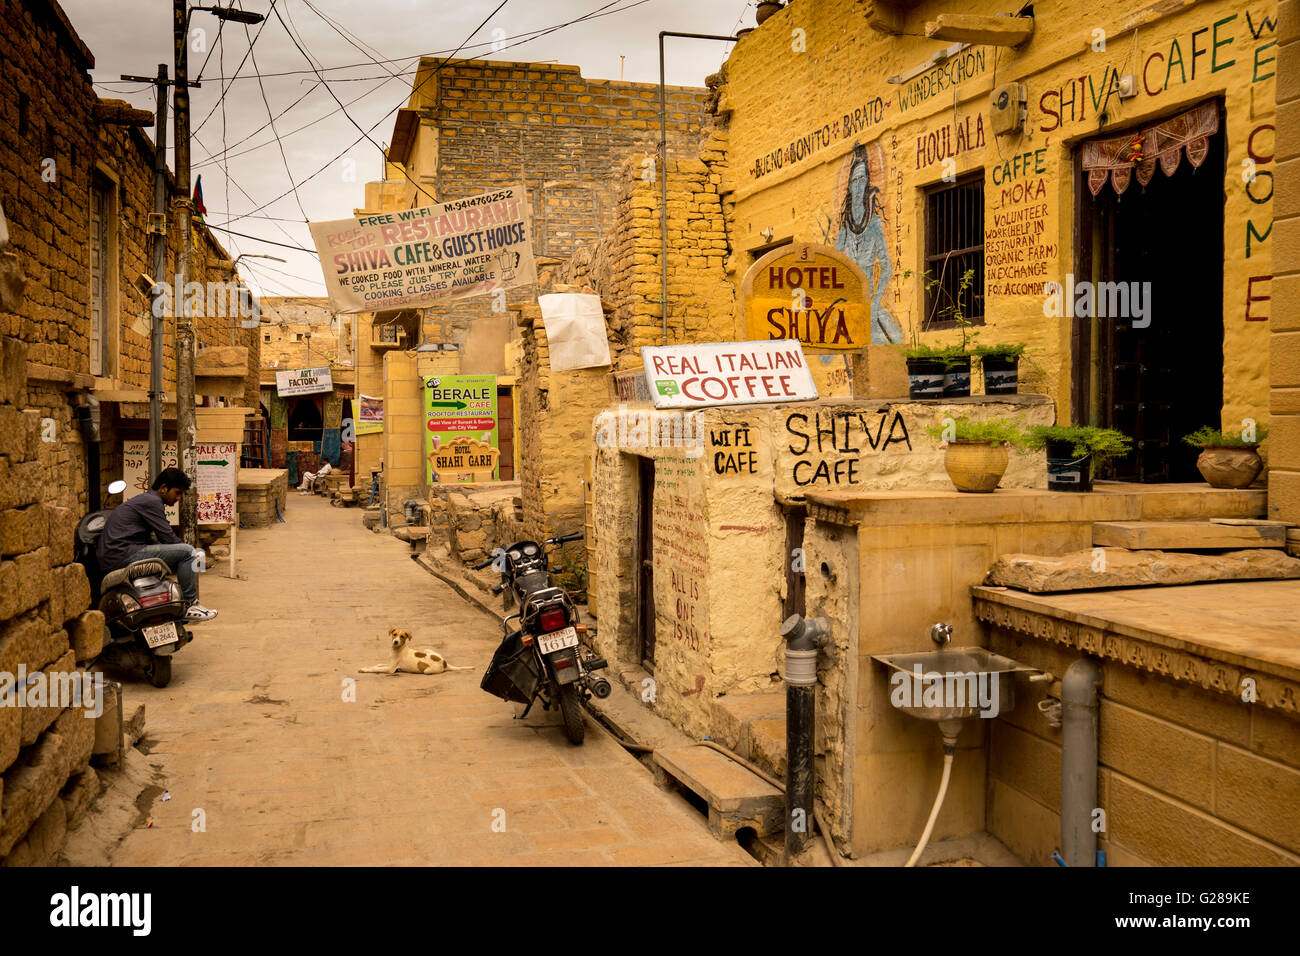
[742,243,872,351]
[429,437,500,483]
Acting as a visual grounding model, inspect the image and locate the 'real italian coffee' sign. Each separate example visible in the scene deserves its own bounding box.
[741,243,872,350]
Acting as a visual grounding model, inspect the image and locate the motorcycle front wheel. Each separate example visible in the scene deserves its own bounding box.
[557,683,585,745]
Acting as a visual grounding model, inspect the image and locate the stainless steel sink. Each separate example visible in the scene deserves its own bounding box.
[872,647,1035,723]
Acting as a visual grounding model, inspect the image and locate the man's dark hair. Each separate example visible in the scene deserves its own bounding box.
[152,467,191,491]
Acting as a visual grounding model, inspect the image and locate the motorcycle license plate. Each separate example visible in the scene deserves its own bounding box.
[537,627,578,655]
[142,622,179,649]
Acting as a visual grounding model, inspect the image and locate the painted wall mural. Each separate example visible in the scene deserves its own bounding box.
[833,141,902,344]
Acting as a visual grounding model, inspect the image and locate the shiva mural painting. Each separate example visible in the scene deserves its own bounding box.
[834,141,902,344]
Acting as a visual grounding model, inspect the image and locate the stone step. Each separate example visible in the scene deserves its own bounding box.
[987,547,1300,592]
[1090,483,1266,520]
[652,745,784,839]
[392,526,429,544]
[1092,520,1287,550]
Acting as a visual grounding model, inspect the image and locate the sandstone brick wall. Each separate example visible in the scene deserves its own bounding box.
[0,336,110,865]
[0,0,260,518]
[988,624,1300,866]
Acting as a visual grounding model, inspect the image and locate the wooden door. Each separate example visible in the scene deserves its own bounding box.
[497,386,514,480]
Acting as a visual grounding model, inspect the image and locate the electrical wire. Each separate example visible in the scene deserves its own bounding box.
[192,0,650,172]
[200,222,317,252]
[244,10,311,220]
[226,0,665,225]
[191,0,280,138]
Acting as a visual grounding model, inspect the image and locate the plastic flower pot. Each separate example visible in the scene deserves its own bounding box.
[1045,439,1092,491]
[906,357,945,399]
[1195,446,1263,488]
[944,441,1010,493]
[981,354,1019,395]
[943,355,971,398]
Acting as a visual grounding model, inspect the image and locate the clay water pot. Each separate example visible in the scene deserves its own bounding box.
[756,1,784,25]
[944,441,1010,493]
[1196,446,1263,488]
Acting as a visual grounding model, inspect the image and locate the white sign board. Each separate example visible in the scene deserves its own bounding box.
[309,185,537,314]
[123,440,179,523]
[276,366,333,397]
[195,442,238,524]
[641,341,819,409]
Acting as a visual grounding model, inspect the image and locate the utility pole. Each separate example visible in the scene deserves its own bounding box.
[171,3,265,544]
[173,0,197,545]
[120,64,171,480]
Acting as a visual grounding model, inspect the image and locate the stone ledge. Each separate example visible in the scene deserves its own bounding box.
[973,584,1300,716]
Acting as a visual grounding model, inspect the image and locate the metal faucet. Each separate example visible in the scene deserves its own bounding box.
[930,622,953,647]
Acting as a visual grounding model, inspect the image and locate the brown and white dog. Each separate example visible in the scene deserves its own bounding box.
[359,627,471,675]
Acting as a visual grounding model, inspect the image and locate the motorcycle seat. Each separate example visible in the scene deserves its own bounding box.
[100,558,171,591]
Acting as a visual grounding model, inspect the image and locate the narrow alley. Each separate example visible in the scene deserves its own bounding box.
[103,498,750,866]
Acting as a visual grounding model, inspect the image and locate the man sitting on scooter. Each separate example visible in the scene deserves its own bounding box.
[97,467,218,623]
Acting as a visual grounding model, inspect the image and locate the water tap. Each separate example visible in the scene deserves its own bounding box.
[929,622,953,647]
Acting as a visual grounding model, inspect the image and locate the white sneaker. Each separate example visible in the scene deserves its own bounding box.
[185,603,218,622]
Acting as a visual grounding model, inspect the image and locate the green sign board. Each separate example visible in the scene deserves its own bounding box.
[424,374,499,483]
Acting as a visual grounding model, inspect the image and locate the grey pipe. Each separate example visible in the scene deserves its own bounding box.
[657,31,738,345]
[1060,658,1102,867]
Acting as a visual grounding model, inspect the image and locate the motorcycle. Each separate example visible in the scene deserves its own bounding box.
[477,531,610,745]
[74,480,193,688]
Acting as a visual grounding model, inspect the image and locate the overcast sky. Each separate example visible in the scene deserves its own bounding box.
[63,0,751,297]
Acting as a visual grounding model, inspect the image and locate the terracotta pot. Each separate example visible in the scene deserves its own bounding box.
[944,441,1009,493]
[1196,446,1263,488]
[756,1,784,25]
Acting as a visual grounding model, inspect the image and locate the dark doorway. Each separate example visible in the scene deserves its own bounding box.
[1074,103,1225,482]
[287,396,324,442]
[636,456,656,671]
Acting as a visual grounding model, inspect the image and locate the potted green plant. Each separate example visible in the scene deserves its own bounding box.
[1182,424,1268,488]
[974,343,1029,395]
[902,342,948,399]
[1024,425,1132,491]
[900,266,978,398]
[926,417,1024,493]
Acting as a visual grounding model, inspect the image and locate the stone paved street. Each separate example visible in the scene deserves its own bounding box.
[108,497,751,866]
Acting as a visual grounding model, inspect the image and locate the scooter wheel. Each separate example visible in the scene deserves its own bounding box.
[147,656,172,688]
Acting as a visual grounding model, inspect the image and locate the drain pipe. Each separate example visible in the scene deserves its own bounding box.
[1060,658,1103,867]
[658,31,738,345]
[779,613,830,861]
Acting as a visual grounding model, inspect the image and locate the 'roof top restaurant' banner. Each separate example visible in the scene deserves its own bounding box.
[309,185,537,314]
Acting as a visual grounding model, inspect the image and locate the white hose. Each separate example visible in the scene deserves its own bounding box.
[905,751,954,867]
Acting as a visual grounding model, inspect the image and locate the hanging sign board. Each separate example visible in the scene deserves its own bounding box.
[309,185,537,314]
[424,374,499,483]
[741,243,873,350]
[276,366,333,397]
[641,341,818,409]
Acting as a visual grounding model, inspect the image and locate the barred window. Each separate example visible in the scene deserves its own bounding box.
[923,173,984,329]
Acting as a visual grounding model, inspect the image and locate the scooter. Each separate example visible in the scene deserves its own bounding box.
[477,532,610,744]
[74,480,193,687]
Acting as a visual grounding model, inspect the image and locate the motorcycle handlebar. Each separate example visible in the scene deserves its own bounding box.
[547,531,585,545]
[472,558,493,570]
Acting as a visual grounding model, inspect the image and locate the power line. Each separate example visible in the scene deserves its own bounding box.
[201,221,318,253]
[191,0,650,172]
[191,0,280,138]
[244,11,312,220]
[226,0,658,225]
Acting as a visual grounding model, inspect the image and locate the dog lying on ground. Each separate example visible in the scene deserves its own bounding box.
[359,627,472,675]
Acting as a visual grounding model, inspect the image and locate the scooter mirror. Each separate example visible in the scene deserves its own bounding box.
[107,479,127,495]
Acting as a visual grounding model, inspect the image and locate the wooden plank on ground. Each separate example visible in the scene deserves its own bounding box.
[1092,520,1286,550]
